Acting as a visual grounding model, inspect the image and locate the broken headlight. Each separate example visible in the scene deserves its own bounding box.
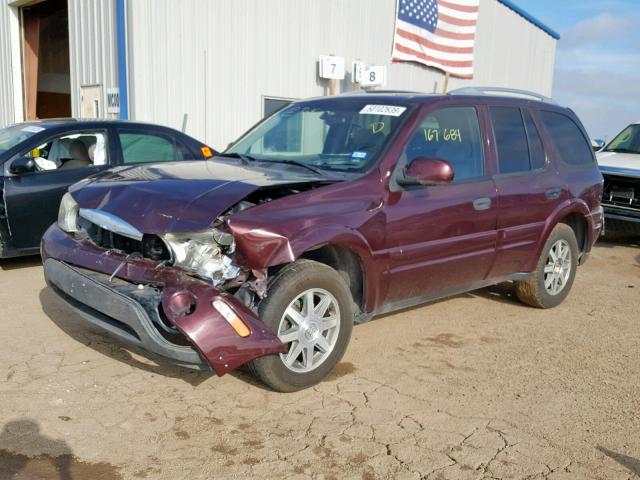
[161,229,240,286]
[58,192,79,233]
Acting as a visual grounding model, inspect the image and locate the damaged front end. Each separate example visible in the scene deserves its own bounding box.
[42,193,299,375]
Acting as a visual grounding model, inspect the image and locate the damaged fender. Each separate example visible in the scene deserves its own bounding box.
[162,285,286,375]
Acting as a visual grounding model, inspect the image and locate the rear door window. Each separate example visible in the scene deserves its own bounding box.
[490,107,530,174]
[539,111,594,166]
[118,132,182,164]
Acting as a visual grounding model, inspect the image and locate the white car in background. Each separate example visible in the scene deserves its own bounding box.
[597,122,640,235]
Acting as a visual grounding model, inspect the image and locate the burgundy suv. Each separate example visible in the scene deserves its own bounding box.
[42,89,604,391]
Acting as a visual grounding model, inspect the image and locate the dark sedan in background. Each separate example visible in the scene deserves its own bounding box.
[0,119,216,258]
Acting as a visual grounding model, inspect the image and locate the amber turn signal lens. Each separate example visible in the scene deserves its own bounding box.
[201,146,214,158]
[212,299,250,337]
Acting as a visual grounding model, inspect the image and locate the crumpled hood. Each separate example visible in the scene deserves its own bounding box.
[69,159,329,234]
[597,151,640,176]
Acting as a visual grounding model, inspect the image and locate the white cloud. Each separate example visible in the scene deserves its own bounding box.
[559,13,639,50]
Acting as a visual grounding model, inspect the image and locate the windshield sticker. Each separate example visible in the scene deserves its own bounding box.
[22,126,45,133]
[351,151,368,159]
[360,105,406,117]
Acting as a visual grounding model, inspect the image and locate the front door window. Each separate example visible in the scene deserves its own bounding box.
[25,131,108,171]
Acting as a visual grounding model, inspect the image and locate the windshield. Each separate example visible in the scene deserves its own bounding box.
[0,124,44,155]
[225,100,412,172]
[604,124,640,154]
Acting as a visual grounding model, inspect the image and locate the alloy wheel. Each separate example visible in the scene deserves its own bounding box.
[277,288,341,373]
[543,239,572,295]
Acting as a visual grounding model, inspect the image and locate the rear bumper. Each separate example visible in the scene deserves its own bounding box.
[41,225,286,375]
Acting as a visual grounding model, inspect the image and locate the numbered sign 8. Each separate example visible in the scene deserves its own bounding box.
[360,66,387,87]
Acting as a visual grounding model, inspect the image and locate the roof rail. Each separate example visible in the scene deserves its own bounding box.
[339,89,420,96]
[448,86,556,104]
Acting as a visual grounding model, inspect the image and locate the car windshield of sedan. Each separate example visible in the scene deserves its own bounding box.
[0,124,44,154]
[225,100,413,172]
[604,124,640,154]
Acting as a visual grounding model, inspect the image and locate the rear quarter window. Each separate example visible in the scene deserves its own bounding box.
[540,111,594,166]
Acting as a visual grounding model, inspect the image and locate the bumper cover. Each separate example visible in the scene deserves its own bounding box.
[602,204,640,224]
[42,226,286,375]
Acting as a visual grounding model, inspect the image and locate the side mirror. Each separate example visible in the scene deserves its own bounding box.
[592,139,605,152]
[9,156,36,175]
[398,157,454,186]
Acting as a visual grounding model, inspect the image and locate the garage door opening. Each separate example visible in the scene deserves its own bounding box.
[21,0,71,120]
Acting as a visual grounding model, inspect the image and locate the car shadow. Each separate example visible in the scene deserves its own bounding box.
[372,293,474,322]
[0,254,42,271]
[597,446,640,476]
[39,287,213,387]
[469,282,520,306]
[596,236,640,250]
[595,237,640,268]
[0,418,121,480]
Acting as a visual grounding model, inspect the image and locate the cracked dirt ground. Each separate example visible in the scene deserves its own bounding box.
[1,240,639,480]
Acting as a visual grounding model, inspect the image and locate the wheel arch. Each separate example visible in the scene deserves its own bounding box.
[526,199,593,271]
[235,224,380,315]
[299,244,367,318]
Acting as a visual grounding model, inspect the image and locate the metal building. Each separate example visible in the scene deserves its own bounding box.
[0,0,559,150]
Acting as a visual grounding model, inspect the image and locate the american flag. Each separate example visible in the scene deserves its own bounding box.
[392,0,480,79]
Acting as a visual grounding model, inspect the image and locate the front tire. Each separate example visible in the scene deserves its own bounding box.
[514,223,579,309]
[249,259,354,392]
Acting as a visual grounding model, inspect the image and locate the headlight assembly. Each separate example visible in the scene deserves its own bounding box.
[57,192,79,233]
[161,229,240,285]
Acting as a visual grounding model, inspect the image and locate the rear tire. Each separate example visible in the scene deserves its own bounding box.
[248,259,353,392]
[515,223,579,309]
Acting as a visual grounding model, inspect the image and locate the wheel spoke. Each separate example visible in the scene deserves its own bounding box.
[304,291,315,317]
[548,247,558,262]
[316,335,331,353]
[321,315,338,331]
[314,295,332,318]
[279,327,299,344]
[302,345,314,369]
[544,264,555,274]
[285,341,303,366]
[285,306,305,326]
[545,273,555,289]
[556,275,563,291]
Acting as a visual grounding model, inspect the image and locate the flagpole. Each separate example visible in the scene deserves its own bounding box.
[442,71,450,93]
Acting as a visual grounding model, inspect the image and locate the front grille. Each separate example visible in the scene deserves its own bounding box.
[79,218,171,261]
[602,174,640,211]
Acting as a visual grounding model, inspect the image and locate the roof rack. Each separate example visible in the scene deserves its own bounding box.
[448,86,556,104]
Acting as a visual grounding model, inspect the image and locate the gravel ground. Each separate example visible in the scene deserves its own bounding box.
[0,239,638,480]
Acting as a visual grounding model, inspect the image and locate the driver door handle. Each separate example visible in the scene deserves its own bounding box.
[473,197,492,211]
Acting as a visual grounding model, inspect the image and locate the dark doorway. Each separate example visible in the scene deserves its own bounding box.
[21,0,71,120]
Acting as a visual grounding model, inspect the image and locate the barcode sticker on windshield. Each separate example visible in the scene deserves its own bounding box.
[360,105,406,117]
[22,126,45,133]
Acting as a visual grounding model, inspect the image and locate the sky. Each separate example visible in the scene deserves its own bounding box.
[512,0,640,141]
